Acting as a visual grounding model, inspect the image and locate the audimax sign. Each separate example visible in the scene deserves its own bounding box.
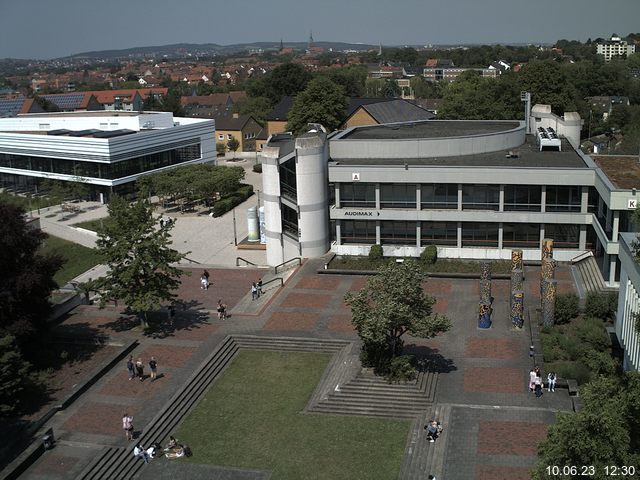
[344,211,380,216]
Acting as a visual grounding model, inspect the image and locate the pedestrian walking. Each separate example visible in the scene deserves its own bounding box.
[159,218,165,229]
[126,355,135,380]
[547,372,556,392]
[534,374,543,398]
[149,356,158,381]
[528,368,536,392]
[123,413,134,441]
[217,299,227,320]
[203,270,210,288]
[200,274,208,290]
[135,358,144,381]
[251,282,258,300]
[257,278,263,297]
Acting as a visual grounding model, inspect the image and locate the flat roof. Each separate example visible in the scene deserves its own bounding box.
[330,136,587,169]
[340,120,521,140]
[592,156,640,189]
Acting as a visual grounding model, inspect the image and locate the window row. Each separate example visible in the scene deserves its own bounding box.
[0,144,201,180]
[338,183,589,212]
[339,221,581,249]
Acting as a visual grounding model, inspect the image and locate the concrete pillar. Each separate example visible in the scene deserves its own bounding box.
[499,185,504,212]
[261,147,284,266]
[579,225,587,250]
[335,183,341,208]
[581,186,589,214]
[609,256,617,285]
[375,183,381,210]
[498,223,503,250]
[416,222,421,248]
[612,211,620,241]
[606,206,612,232]
[335,220,342,246]
[295,132,330,259]
[375,221,381,245]
[540,185,546,213]
[457,222,462,249]
[457,184,463,210]
[416,184,421,211]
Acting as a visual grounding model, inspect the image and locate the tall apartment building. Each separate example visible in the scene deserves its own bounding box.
[597,34,636,62]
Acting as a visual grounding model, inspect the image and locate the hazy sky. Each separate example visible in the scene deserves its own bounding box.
[2,0,639,59]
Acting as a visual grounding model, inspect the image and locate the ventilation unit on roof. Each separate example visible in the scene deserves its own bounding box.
[536,126,561,151]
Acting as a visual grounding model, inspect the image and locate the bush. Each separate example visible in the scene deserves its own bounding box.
[216,143,226,156]
[584,291,618,321]
[385,355,417,383]
[580,349,618,376]
[420,245,437,265]
[252,163,262,173]
[545,361,592,385]
[212,184,254,217]
[575,316,610,351]
[368,244,383,261]
[555,293,580,324]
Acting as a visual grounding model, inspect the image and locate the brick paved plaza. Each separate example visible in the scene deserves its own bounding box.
[16,260,577,479]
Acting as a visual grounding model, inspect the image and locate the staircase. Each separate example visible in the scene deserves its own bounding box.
[575,255,607,293]
[311,368,438,418]
[398,404,452,480]
[75,335,348,480]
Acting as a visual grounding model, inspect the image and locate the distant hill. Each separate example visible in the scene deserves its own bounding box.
[69,41,380,59]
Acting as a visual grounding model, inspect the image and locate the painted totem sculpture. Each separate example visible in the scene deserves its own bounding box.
[478,261,492,328]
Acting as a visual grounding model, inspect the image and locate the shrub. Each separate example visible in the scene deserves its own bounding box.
[580,349,618,376]
[584,291,618,321]
[575,316,610,351]
[368,244,383,261]
[252,163,262,173]
[216,143,226,156]
[545,361,592,385]
[212,184,254,217]
[420,245,437,265]
[554,293,580,324]
[385,355,417,383]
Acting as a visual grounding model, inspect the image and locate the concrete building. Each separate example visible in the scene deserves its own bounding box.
[0,110,216,200]
[615,232,640,371]
[597,34,636,62]
[260,105,640,288]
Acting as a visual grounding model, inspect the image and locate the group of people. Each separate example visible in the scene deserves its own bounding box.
[158,217,174,229]
[251,279,263,300]
[529,366,556,397]
[133,436,191,463]
[126,355,159,382]
[424,419,443,443]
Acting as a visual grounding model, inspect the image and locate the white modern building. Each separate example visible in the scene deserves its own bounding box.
[597,34,636,62]
[0,111,216,200]
[615,232,640,371]
[260,105,640,288]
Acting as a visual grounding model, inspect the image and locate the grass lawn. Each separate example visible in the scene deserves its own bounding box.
[73,218,106,232]
[40,234,103,285]
[176,350,410,480]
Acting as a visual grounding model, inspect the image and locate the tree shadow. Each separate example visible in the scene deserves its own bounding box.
[404,344,457,374]
[141,300,210,339]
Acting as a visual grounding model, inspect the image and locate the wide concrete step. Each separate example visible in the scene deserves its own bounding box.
[334,386,432,400]
[311,404,422,419]
[577,256,606,293]
[76,446,124,480]
[326,392,431,405]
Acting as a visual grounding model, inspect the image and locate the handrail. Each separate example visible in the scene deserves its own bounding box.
[570,250,593,264]
[236,256,258,267]
[274,257,302,274]
[183,256,202,265]
[262,277,284,289]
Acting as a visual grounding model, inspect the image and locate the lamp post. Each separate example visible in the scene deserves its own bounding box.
[232,207,238,246]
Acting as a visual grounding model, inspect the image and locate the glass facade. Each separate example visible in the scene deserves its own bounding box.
[342,220,376,244]
[0,143,201,181]
[282,204,298,239]
[462,185,500,211]
[544,223,579,248]
[421,184,458,209]
[545,186,581,212]
[340,183,376,208]
[502,223,540,248]
[421,221,457,246]
[380,221,416,245]
[503,185,542,211]
[279,157,297,200]
[380,183,416,209]
[462,222,498,247]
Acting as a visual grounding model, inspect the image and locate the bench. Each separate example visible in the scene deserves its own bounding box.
[566,379,578,396]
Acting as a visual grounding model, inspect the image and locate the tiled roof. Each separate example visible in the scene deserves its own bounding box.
[214,114,254,131]
[266,96,295,121]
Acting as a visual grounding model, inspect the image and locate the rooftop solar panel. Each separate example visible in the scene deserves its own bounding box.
[92,129,136,138]
[0,97,27,117]
[47,129,71,135]
[68,129,101,137]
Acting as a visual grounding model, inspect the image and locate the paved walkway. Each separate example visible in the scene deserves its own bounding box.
[16,260,577,480]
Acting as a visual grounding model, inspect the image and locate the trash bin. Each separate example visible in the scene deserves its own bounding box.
[43,429,55,450]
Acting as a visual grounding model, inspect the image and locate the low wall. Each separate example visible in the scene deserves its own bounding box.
[38,217,97,248]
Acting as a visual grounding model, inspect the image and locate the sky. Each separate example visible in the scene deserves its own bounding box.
[1,0,640,59]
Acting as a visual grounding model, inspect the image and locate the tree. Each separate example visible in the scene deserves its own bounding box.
[518,60,578,114]
[233,96,272,126]
[0,203,62,344]
[247,63,312,104]
[344,261,451,375]
[227,137,240,158]
[286,77,348,134]
[216,143,226,156]
[95,196,187,328]
[0,335,31,416]
[533,373,640,479]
